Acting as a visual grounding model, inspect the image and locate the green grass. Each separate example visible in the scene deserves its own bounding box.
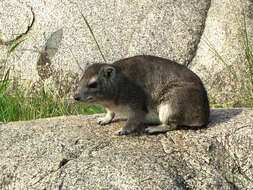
[0,69,103,122]
[80,12,107,63]
[0,88,103,122]
[180,11,253,108]
[0,39,103,122]
[212,12,253,108]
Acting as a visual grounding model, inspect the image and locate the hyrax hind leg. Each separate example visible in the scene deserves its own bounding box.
[145,103,177,134]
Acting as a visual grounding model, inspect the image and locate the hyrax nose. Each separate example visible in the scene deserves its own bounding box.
[74,93,81,101]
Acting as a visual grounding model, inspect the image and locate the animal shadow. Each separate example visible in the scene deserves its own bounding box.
[207,108,242,127]
[177,109,242,131]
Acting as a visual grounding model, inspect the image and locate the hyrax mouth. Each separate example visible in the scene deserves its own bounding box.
[85,96,96,103]
[74,94,95,103]
[74,93,81,101]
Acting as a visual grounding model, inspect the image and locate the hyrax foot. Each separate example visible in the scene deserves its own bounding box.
[145,124,177,134]
[114,128,135,136]
[97,116,112,125]
[97,111,115,125]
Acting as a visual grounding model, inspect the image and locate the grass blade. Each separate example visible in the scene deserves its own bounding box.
[79,12,107,63]
[0,69,10,93]
[7,39,26,55]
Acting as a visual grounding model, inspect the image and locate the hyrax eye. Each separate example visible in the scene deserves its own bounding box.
[87,82,97,88]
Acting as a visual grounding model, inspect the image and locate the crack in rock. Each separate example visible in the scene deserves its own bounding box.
[88,141,111,157]
[0,3,35,46]
[58,179,64,190]
[33,158,70,186]
[58,158,70,169]
[185,0,211,67]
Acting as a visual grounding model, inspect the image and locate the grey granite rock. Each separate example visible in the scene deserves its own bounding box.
[0,0,34,66]
[0,109,252,189]
[0,0,252,104]
[0,1,33,42]
[0,0,210,94]
[190,0,253,104]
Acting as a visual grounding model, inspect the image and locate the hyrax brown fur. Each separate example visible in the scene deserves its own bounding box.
[74,55,210,135]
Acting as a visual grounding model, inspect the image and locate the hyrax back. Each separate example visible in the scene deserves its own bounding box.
[74,55,210,135]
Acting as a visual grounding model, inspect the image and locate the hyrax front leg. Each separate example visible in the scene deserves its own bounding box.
[97,108,115,125]
[115,110,145,136]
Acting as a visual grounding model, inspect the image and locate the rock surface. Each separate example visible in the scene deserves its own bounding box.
[0,1,34,42]
[1,0,211,93]
[0,109,253,189]
[1,0,252,104]
[190,0,253,103]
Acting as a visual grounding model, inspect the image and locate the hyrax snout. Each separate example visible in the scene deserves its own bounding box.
[74,55,210,136]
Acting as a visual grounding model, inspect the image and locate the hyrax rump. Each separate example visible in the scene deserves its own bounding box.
[74,55,210,135]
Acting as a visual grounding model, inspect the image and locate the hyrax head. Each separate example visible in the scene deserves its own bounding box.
[74,63,118,104]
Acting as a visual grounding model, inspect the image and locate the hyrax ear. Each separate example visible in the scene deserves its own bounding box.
[102,66,116,79]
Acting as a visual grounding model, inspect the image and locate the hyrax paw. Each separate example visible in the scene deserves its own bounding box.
[144,127,159,134]
[145,125,176,134]
[97,117,112,125]
[114,129,133,136]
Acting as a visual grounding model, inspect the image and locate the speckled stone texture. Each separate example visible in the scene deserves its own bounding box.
[0,0,210,91]
[1,0,252,104]
[190,0,253,103]
[0,109,252,189]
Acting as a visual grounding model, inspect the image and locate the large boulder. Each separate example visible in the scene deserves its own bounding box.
[0,0,210,94]
[0,0,252,104]
[190,0,253,105]
[0,109,253,189]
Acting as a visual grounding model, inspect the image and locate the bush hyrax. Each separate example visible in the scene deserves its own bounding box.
[74,55,210,135]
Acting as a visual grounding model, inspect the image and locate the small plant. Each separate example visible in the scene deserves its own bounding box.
[80,12,107,63]
[0,39,103,122]
[0,79,103,122]
[179,11,253,108]
[1,8,108,122]
[220,12,253,108]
